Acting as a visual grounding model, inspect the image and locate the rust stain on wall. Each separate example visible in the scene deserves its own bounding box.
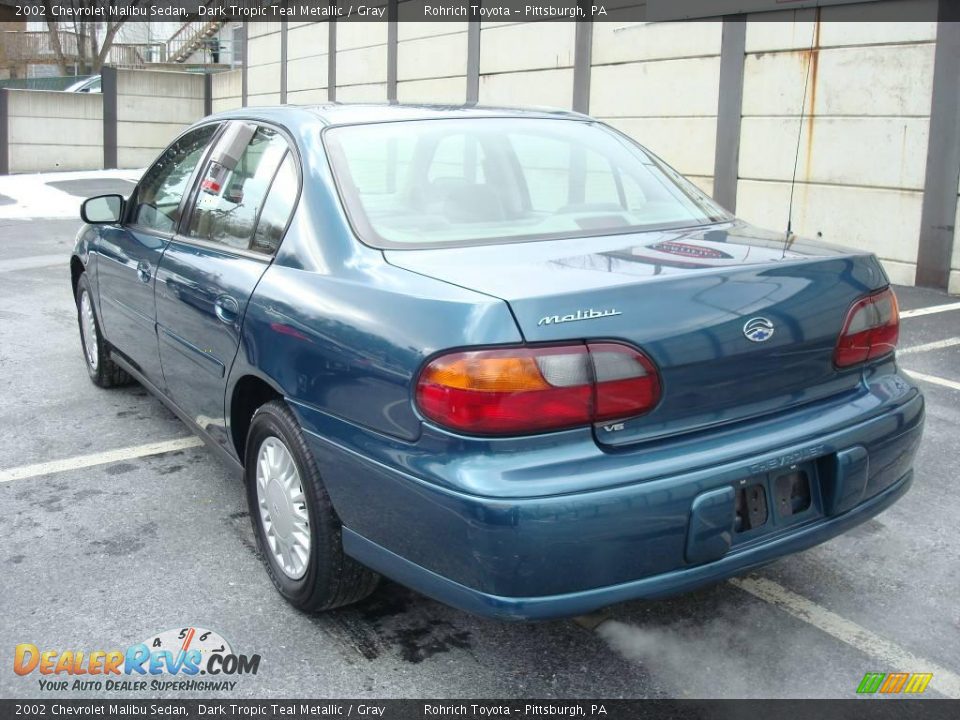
[803,10,822,181]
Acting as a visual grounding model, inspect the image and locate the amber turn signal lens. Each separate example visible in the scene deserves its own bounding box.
[419,355,551,392]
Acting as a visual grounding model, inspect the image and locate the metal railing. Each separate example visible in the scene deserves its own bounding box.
[166,20,224,63]
[1,31,80,62]
[111,43,167,67]
[0,31,167,69]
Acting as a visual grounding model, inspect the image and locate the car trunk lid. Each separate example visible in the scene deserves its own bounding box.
[385,222,890,446]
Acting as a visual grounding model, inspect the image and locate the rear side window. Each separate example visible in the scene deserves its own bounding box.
[133,124,218,233]
[251,153,298,255]
[187,125,288,252]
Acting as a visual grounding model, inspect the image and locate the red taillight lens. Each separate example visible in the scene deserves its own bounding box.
[834,288,900,368]
[589,342,661,422]
[415,343,660,435]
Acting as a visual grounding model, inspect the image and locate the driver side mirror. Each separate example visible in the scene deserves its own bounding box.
[81,194,124,224]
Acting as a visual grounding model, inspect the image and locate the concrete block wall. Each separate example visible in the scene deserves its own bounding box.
[211,69,242,112]
[397,22,468,103]
[160,10,960,293]
[247,23,283,105]
[336,14,389,101]
[3,90,102,173]
[736,8,938,286]
[2,10,957,293]
[479,22,576,109]
[287,22,330,104]
[116,69,206,169]
[591,17,722,197]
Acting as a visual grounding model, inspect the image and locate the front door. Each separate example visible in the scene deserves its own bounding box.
[96,123,220,384]
[154,122,299,452]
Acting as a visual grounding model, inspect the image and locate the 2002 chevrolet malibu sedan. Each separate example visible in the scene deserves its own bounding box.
[71,105,924,619]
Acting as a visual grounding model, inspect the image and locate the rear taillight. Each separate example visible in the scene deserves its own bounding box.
[834,288,900,368]
[415,342,661,435]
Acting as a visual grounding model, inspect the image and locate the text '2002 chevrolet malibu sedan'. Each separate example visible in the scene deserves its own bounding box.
[70,105,924,620]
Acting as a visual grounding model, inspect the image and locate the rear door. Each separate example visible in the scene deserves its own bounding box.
[96,123,220,384]
[154,122,300,450]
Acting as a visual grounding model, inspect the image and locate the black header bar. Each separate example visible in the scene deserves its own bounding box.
[0,0,945,22]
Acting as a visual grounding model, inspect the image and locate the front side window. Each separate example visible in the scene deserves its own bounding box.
[323,118,729,249]
[133,124,219,233]
[187,124,289,251]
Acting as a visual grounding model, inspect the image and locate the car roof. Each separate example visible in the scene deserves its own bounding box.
[207,102,591,128]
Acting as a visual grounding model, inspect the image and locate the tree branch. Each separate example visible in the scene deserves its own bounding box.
[40,0,67,75]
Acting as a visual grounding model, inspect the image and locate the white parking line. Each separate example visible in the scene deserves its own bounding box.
[899,337,960,355]
[0,254,67,273]
[0,436,204,483]
[903,369,960,392]
[729,576,960,698]
[900,301,960,319]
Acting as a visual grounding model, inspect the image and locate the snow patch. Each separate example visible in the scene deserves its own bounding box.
[0,168,143,220]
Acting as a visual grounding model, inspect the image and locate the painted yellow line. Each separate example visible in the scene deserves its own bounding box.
[900,301,960,319]
[0,436,204,483]
[904,369,960,392]
[729,576,960,699]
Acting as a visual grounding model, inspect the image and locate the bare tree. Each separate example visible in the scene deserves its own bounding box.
[42,0,141,74]
[40,0,67,75]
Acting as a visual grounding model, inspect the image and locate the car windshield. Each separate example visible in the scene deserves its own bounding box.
[323,117,729,249]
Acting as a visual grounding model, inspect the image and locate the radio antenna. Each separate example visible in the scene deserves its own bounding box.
[785,18,819,252]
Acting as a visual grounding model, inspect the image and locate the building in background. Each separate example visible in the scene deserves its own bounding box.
[163,20,244,68]
[0,19,30,79]
[0,0,955,293]
[0,19,241,81]
[229,0,958,293]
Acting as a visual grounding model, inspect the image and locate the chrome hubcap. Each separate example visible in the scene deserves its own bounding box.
[255,436,310,579]
[79,290,98,370]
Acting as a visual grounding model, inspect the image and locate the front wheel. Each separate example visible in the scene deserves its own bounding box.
[245,400,379,611]
[75,272,131,388]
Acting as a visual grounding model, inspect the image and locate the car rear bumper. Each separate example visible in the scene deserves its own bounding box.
[341,468,913,620]
[297,369,924,620]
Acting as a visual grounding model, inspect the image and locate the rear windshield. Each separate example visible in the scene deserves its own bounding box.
[323,118,729,249]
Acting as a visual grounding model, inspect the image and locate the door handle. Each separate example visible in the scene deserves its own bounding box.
[214,294,240,325]
[136,261,151,283]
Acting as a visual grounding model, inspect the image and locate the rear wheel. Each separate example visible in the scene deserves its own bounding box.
[75,272,131,388]
[245,400,379,611]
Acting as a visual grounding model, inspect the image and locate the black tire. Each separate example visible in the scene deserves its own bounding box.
[75,272,132,388]
[245,399,379,612]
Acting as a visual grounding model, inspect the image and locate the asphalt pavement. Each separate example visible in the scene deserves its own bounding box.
[1,173,958,700]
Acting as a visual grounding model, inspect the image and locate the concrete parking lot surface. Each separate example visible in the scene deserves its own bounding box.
[1,172,958,700]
